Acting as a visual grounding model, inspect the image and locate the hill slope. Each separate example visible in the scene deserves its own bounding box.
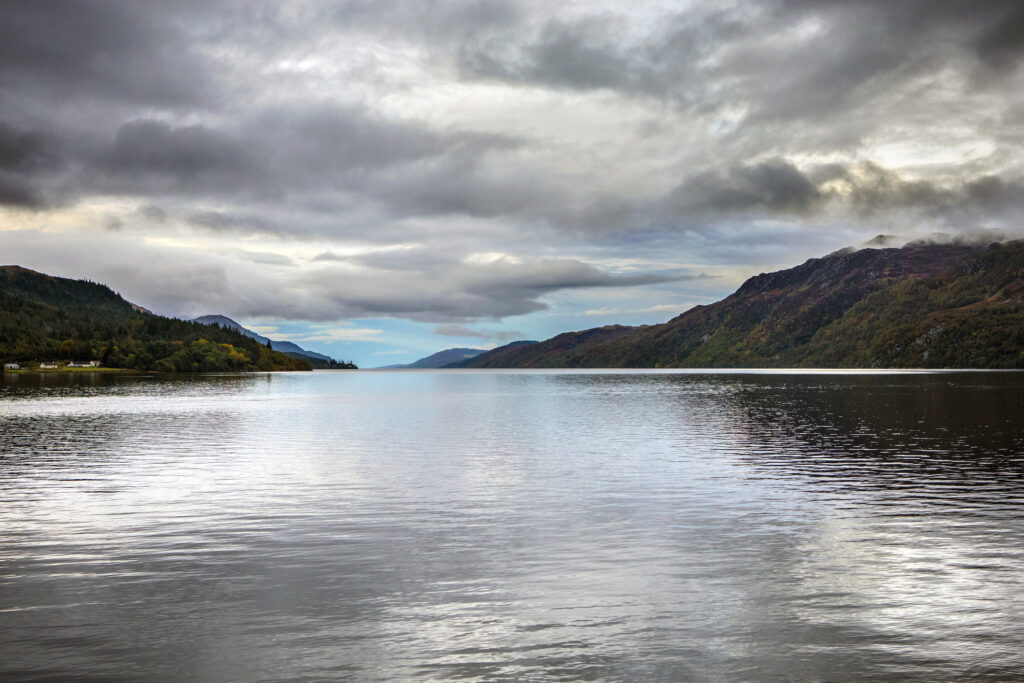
[461,241,1024,369]
[193,315,355,368]
[1,267,311,372]
[378,347,487,369]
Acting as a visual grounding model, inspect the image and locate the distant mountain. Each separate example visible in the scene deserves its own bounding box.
[458,241,1024,369]
[0,267,311,372]
[443,341,538,367]
[268,339,332,362]
[193,314,270,343]
[193,315,354,368]
[377,347,487,369]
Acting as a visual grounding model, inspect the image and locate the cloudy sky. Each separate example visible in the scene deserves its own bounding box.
[3,1,1023,365]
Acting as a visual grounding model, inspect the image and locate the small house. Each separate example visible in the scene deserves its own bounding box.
[4,363,20,370]
[89,360,102,367]
[40,362,58,369]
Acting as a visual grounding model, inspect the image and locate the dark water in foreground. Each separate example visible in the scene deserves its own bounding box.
[2,369,1023,681]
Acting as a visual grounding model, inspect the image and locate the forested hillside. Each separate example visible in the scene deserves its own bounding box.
[458,241,1024,369]
[0,266,312,372]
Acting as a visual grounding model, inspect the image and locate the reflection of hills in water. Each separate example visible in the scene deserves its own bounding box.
[0,372,256,478]
[716,373,1024,502]
[537,371,1024,503]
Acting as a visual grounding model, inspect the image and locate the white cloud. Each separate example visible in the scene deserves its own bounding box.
[288,328,385,343]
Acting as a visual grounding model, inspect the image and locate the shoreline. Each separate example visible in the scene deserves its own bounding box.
[2,367,137,374]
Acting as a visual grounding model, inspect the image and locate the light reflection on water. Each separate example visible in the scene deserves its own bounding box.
[2,370,1024,681]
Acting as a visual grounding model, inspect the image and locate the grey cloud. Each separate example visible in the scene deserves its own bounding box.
[187,210,279,235]
[658,157,1024,231]
[459,18,640,92]
[4,0,1024,329]
[974,4,1024,69]
[327,0,522,42]
[0,0,214,108]
[371,157,560,221]
[290,252,696,322]
[0,122,62,173]
[260,106,523,180]
[137,204,168,223]
[104,121,253,177]
[91,120,261,199]
[836,163,953,216]
[778,0,1024,71]
[452,1,1024,153]
[0,174,44,208]
[965,175,1024,212]
[311,252,346,263]
[668,159,823,216]
[432,324,525,343]
[41,107,524,214]
[0,121,67,207]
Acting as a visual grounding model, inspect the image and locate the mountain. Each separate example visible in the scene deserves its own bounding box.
[457,241,1024,369]
[192,315,354,368]
[1,266,311,372]
[193,314,269,343]
[378,347,487,369]
[407,347,486,368]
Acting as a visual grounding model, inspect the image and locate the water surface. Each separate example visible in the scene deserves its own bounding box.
[2,370,1023,681]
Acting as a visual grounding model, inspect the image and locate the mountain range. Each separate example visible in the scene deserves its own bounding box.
[375,347,486,369]
[192,315,353,368]
[449,240,1024,369]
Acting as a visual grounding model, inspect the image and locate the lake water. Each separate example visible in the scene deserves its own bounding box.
[2,369,1024,681]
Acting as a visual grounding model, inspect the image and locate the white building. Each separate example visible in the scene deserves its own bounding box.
[40,362,59,369]
[4,363,20,370]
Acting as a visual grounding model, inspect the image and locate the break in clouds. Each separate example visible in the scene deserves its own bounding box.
[3,0,1024,326]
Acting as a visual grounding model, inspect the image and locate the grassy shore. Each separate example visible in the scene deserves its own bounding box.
[3,366,136,374]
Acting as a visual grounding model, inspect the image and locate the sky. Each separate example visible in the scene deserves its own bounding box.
[3,1,1024,367]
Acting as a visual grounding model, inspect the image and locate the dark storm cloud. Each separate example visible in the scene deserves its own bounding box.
[777,0,1024,70]
[0,122,62,174]
[659,158,1024,226]
[4,0,1024,324]
[0,176,43,208]
[668,159,823,216]
[0,0,214,109]
[9,106,523,210]
[0,121,67,207]
[97,120,258,194]
[975,4,1024,69]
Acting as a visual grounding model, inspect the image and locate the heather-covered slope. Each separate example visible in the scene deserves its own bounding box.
[460,241,1024,369]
